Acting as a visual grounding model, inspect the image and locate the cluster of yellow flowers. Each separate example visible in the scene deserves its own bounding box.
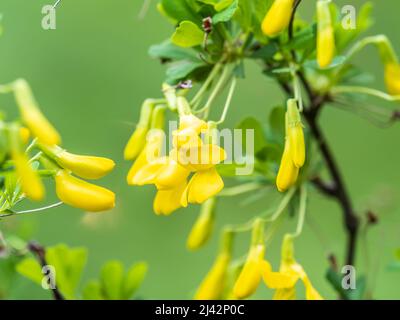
[2,79,115,212]
[125,97,226,215]
[195,220,322,300]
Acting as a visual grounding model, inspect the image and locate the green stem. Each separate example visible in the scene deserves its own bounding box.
[332,86,400,101]
[191,63,223,108]
[217,77,237,124]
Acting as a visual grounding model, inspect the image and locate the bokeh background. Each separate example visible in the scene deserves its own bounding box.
[0,0,399,299]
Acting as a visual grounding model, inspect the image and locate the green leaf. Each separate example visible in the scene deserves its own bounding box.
[172,21,204,48]
[100,260,124,300]
[304,56,346,70]
[213,0,239,24]
[149,40,199,62]
[160,0,202,24]
[268,105,285,143]
[82,280,104,300]
[334,2,374,52]
[16,257,43,285]
[236,117,268,154]
[166,60,206,84]
[121,262,148,300]
[251,42,278,60]
[45,244,88,300]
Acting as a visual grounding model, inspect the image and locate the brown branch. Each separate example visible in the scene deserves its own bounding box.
[28,241,64,300]
[287,0,359,267]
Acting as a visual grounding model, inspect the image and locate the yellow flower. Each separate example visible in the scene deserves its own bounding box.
[13,79,61,146]
[124,99,155,160]
[181,167,224,205]
[271,235,323,300]
[276,99,305,192]
[12,153,45,201]
[55,170,115,212]
[261,0,295,37]
[194,252,231,300]
[126,129,165,185]
[233,244,265,299]
[317,0,336,68]
[276,137,299,192]
[53,148,115,180]
[186,198,215,250]
[384,62,400,95]
[153,182,187,216]
[287,99,305,168]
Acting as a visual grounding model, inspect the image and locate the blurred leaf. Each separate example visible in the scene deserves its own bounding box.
[236,117,268,154]
[213,0,238,24]
[166,60,206,84]
[160,0,202,25]
[82,280,103,300]
[268,105,285,143]
[100,260,124,300]
[334,2,374,52]
[16,257,42,285]
[172,21,204,48]
[251,42,278,60]
[45,244,88,299]
[304,56,346,70]
[149,40,199,62]
[121,262,148,300]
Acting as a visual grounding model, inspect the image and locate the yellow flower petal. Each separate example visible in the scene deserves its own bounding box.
[124,125,148,160]
[289,125,305,168]
[261,0,295,37]
[194,252,230,300]
[132,157,167,186]
[172,127,203,149]
[273,287,296,300]
[13,153,45,201]
[317,0,335,68]
[178,144,227,171]
[14,79,61,146]
[55,150,115,180]
[384,62,400,95]
[153,182,187,216]
[179,114,207,133]
[55,170,115,212]
[186,198,215,250]
[233,244,264,299]
[276,139,299,192]
[155,158,191,190]
[260,260,299,289]
[185,168,224,204]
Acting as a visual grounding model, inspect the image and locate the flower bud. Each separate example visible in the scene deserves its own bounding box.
[54,149,115,180]
[194,252,231,300]
[384,62,400,95]
[55,170,115,212]
[8,124,44,201]
[317,0,335,68]
[194,231,233,299]
[13,79,61,146]
[276,111,300,192]
[287,99,305,168]
[124,99,155,160]
[186,198,216,250]
[261,0,295,37]
[233,220,265,299]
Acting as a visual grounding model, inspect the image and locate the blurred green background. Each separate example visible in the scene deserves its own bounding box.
[0,0,399,299]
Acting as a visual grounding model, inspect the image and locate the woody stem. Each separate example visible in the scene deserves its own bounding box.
[288,0,359,268]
